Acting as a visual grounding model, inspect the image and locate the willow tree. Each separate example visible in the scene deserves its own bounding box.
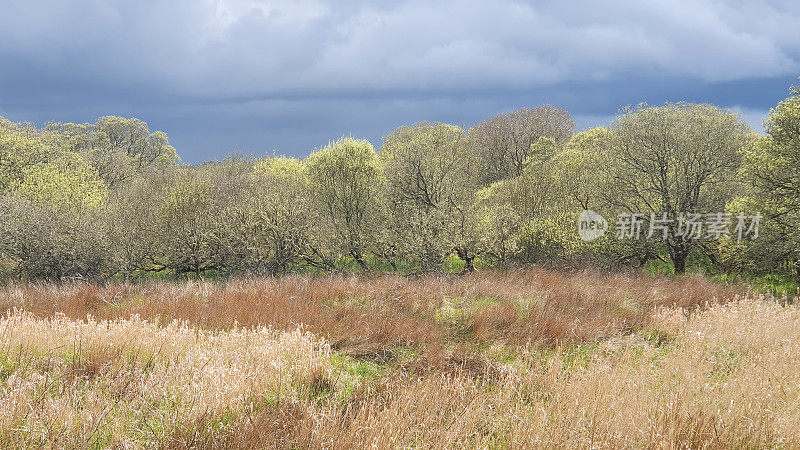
[1,117,51,192]
[305,137,384,270]
[598,103,754,274]
[0,153,109,280]
[45,116,180,188]
[380,122,481,270]
[729,82,800,273]
[244,156,313,274]
[468,105,575,184]
[156,172,221,276]
[477,153,574,264]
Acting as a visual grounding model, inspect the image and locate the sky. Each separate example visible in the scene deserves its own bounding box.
[1,0,799,163]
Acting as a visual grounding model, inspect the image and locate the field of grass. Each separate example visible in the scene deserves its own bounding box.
[2,269,799,447]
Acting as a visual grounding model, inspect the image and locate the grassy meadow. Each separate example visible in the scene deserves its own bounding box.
[2,269,799,447]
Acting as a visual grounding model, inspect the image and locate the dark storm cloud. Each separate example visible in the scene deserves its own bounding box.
[1,0,798,162]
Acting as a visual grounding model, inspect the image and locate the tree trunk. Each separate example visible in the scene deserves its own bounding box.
[462,256,475,273]
[351,249,369,272]
[668,235,689,275]
[672,251,687,275]
[455,247,475,274]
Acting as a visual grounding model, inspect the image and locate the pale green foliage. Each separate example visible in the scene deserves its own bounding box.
[106,162,228,277]
[0,118,53,191]
[475,181,524,261]
[253,155,304,177]
[477,144,585,264]
[155,168,226,276]
[725,83,800,273]
[551,127,640,266]
[587,104,753,272]
[380,122,477,269]
[552,127,613,211]
[0,88,796,279]
[0,118,109,280]
[45,116,180,187]
[245,155,313,273]
[605,103,751,213]
[11,154,108,211]
[0,114,180,279]
[93,116,179,167]
[468,105,575,183]
[525,136,559,168]
[305,137,384,269]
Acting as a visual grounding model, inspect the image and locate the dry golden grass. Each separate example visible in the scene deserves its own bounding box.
[314,296,800,448]
[0,269,742,354]
[4,269,789,448]
[218,296,800,448]
[0,310,332,447]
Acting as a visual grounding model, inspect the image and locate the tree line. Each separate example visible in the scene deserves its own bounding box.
[1,82,798,281]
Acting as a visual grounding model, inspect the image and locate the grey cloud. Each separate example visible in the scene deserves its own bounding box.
[0,0,797,162]
[3,0,799,96]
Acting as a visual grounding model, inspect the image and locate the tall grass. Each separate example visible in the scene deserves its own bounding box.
[0,269,742,353]
[1,269,781,448]
[0,311,330,447]
[296,297,800,448]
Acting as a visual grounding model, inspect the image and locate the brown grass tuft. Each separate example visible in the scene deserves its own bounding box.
[1,269,775,448]
[0,269,744,352]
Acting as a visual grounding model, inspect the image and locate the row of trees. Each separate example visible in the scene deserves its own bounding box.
[1,83,798,280]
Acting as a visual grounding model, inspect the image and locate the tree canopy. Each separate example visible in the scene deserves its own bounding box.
[4,84,800,281]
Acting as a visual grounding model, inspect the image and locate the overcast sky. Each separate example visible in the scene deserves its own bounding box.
[1,0,799,163]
